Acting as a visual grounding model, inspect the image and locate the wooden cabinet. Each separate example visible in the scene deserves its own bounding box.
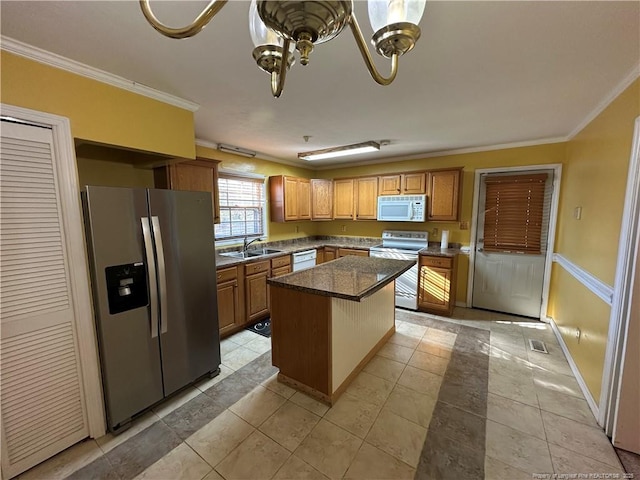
[428,168,462,221]
[154,159,220,223]
[245,260,270,323]
[216,266,243,336]
[311,179,333,220]
[269,175,311,222]
[316,247,325,264]
[270,254,292,277]
[333,178,355,219]
[355,177,378,220]
[323,246,337,262]
[418,254,457,316]
[378,173,426,195]
[403,173,427,194]
[337,248,369,257]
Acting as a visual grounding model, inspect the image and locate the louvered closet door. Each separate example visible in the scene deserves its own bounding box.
[1,121,89,478]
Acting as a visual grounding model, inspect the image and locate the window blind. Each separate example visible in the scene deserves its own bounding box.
[483,173,548,254]
[215,174,265,240]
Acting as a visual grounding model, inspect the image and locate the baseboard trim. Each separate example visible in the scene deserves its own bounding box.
[547,316,600,423]
[455,301,468,308]
[553,253,614,306]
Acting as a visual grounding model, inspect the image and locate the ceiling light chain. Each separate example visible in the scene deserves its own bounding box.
[139,0,426,97]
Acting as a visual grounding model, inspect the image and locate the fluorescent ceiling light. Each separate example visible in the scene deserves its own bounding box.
[299,141,380,161]
[217,143,256,158]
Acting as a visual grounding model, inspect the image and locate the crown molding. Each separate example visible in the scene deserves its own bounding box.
[1,36,200,112]
[312,136,568,171]
[567,63,640,140]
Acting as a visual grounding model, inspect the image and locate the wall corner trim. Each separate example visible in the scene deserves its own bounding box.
[552,253,614,306]
[1,36,200,113]
[546,316,600,423]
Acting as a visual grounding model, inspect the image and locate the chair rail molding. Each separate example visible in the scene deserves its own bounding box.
[552,253,614,306]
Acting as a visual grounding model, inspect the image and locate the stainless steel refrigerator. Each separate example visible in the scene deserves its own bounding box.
[82,186,220,433]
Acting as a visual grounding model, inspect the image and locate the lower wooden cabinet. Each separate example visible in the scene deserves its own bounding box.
[323,246,337,262]
[216,266,244,336]
[337,248,369,257]
[271,254,292,277]
[245,260,270,323]
[418,254,457,316]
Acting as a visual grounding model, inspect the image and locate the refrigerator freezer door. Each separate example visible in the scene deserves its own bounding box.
[82,186,164,430]
[148,189,220,395]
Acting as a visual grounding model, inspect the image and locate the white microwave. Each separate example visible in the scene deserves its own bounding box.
[377,195,426,222]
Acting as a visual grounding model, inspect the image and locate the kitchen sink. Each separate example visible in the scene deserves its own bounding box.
[220,248,282,259]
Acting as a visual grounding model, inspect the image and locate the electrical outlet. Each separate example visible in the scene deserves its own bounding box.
[341,225,347,233]
[575,328,581,341]
[432,227,438,236]
[459,221,469,230]
[295,225,299,233]
[574,207,582,220]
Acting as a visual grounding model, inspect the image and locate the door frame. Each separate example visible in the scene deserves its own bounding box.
[1,103,106,438]
[601,116,640,433]
[466,164,563,320]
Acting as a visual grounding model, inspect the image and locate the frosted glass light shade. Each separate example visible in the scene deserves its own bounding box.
[368,0,426,31]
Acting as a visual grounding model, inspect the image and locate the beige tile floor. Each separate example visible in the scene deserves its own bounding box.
[17,308,626,480]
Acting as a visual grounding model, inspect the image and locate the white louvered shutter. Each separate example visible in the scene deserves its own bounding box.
[1,121,89,478]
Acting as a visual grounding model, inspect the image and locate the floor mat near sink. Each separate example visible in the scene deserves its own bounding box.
[246,319,271,338]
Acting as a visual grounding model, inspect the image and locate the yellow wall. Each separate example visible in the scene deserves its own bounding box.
[555,79,640,285]
[77,158,155,189]
[548,78,640,402]
[195,145,319,242]
[1,52,195,158]
[547,265,611,400]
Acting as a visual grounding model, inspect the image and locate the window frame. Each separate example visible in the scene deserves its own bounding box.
[215,172,267,245]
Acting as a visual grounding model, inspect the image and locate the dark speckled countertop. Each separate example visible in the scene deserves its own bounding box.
[267,256,415,301]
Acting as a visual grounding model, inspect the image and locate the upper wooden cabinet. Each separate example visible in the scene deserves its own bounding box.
[428,168,462,221]
[378,173,426,195]
[355,177,378,220]
[154,159,220,224]
[311,179,333,220]
[269,175,311,222]
[333,178,355,219]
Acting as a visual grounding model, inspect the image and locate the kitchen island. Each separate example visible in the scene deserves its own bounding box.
[268,256,414,405]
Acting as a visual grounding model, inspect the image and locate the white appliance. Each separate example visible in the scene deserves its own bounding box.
[292,249,317,271]
[369,230,429,310]
[377,194,427,222]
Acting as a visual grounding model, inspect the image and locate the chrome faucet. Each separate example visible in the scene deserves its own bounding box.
[243,236,263,252]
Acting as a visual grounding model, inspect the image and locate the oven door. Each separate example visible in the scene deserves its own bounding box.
[370,249,419,310]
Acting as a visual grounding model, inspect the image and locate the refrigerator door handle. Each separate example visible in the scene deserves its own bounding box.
[151,216,169,334]
[141,217,159,338]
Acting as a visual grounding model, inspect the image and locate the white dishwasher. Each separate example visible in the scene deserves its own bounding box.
[292,249,317,271]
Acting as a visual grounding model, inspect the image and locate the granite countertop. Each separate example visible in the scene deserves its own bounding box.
[267,256,415,301]
[418,245,465,257]
[215,236,382,268]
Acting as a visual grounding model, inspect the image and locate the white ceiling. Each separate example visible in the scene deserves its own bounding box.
[2,1,639,168]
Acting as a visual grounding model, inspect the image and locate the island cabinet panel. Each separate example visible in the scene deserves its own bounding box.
[316,248,325,264]
[418,254,457,316]
[428,168,462,221]
[154,160,220,223]
[311,179,333,220]
[270,288,331,393]
[245,260,270,323]
[269,175,311,222]
[333,178,355,219]
[355,177,378,220]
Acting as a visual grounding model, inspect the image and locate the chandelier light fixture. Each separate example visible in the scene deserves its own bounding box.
[139,0,426,98]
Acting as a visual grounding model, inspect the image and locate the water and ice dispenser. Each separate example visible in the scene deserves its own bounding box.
[105,263,149,314]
